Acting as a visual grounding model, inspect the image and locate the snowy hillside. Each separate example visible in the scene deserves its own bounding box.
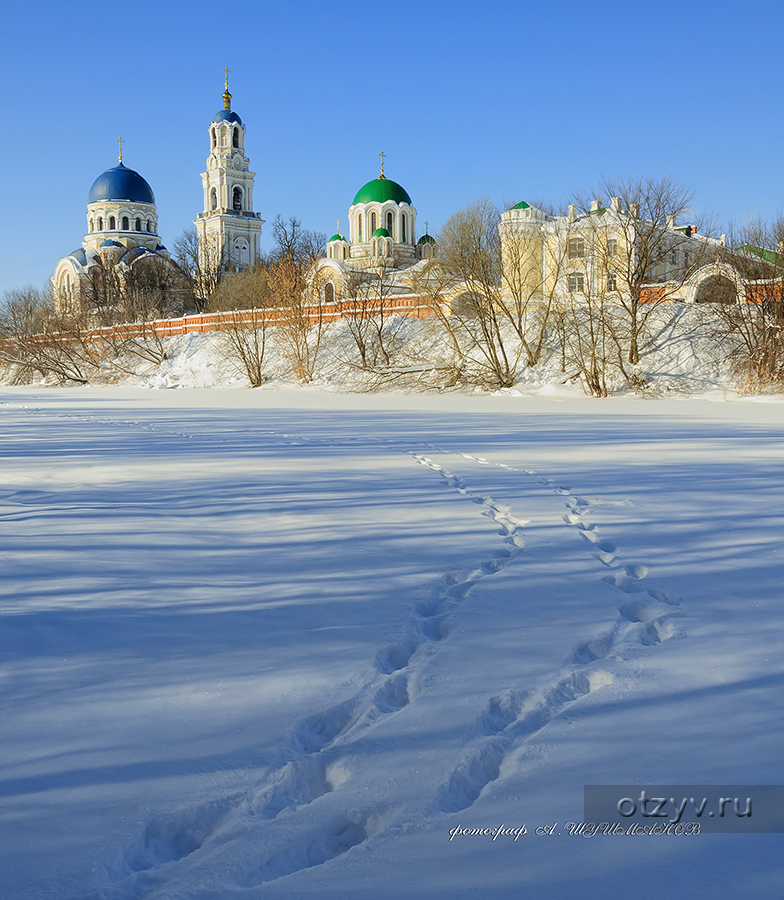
[1,385,783,899]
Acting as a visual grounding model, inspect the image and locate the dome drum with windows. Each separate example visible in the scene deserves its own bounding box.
[347,159,417,256]
[84,155,160,249]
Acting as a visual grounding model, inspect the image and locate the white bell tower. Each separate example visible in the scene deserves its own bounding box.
[194,70,263,275]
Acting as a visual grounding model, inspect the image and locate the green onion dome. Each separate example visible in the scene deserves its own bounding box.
[353,176,412,206]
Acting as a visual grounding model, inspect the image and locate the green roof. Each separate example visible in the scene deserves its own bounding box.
[372,227,391,237]
[418,233,436,244]
[353,176,412,206]
[510,200,530,210]
[328,233,348,242]
[738,244,784,267]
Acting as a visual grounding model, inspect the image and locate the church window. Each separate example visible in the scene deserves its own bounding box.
[371,212,377,232]
[109,216,116,230]
[98,216,104,230]
[147,219,153,232]
[234,237,249,268]
[324,282,335,304]
[607,238,617,257]
[122,216,129,231]
[232,127,239,148]
[671,248,678,266]
[135,218,141,232]
[89,218,94,233]
[401,214,407,242]
[233,187,242,211]
[607,272,617,291]
[358,214,363,242]
[387,211,394,237]
[568,272,585,292]
[568,238,585,259]
[211,127,216,149]
[210,188,218,211]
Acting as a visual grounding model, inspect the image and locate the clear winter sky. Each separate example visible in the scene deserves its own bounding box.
[0,0,780,297]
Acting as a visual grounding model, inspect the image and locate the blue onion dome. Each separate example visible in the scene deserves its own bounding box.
[213,108,243,125]
[88,163,155,205]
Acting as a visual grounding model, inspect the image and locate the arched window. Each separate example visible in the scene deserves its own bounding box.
[211,127,216,149]
[358,213,363,242]
[147,219,153,232]
[109,216,116,230]
[371,211,377,232]
[387,211,393,237]
[98,216,104,230]
[401,214,407,242]
[89,218,94,233]
[122,216,129,231]
[210,188,217,211]
[232,127,239,148]
[233,237,249,268]
[232,187,242,211]
[324,282,335,304]
[135,218,141,232]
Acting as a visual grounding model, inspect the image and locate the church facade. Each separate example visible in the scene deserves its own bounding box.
[51,146,181,316]
[311,158,439,305]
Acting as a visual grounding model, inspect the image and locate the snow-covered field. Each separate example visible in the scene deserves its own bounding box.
[1,385,783,899]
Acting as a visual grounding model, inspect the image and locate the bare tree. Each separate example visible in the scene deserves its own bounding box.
[269,255,324,383]
[704,220,784,390]
[438,198,520,388]
[339,267,406,369]
[211,266,274,386]
[572,176,716,367]
[0,286,101,385]
[265,215,326,267]
[174,227,226,310]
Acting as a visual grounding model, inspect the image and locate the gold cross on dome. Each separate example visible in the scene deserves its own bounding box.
[336,220,340,234]
[224,67,230,90]
[425,220,429,234]
[117,136,124,163]
[378,150,386,176]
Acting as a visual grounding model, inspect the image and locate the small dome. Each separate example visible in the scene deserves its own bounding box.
[70,248,87,266]
[213,109,243,126]
[510,200,530,210]
[418,233,436,245]
[88,163,155,205]
[328,233,348,243]
[353,176,412,206]
[372,227,391,238]
[100,239,123,248]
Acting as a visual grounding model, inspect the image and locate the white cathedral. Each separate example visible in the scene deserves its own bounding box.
[52,75,436,315]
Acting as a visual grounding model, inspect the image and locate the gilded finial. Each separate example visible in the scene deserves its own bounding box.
[222,67,232,110]
[336,219,340,235]
[117,136,124,164]
[378,150,386,179]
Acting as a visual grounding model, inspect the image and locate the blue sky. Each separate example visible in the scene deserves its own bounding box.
[1,0,782,297]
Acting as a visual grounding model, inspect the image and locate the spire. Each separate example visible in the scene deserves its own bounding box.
[117,136,124,164]
[378,150,386,179]
[222,67,232,110]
